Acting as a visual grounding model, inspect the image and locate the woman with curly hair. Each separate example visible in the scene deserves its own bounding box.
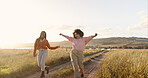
[60,29,97,78]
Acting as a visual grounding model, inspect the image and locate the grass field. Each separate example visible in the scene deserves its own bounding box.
[0,48,99,78]
[1,49,147,78]
[54,50,106,78]
[97,49,148,78]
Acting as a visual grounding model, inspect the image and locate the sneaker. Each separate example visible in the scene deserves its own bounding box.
[45,66,49,74]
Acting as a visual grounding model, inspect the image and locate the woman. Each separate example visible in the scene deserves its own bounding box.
[33,31,60,78]
[60,29,97,78]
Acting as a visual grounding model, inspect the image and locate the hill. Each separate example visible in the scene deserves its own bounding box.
[50,37,148,48]
[1,37,148,49]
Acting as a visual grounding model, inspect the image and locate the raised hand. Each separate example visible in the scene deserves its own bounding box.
[59,33,63,35]
[94,33,98,37]
[92,33,98,38]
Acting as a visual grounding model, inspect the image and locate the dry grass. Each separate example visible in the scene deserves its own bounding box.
[0,48,99,78]
[97,49,148,78]
[54,50,107,77]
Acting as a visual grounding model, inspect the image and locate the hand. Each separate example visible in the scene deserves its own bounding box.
[56,46,60,48]
[93,33,98,37]
[33,52,36,57]
[94,33,98,37]
[59,33,63,35]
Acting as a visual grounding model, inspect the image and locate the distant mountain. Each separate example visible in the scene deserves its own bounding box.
[1,37,148,49]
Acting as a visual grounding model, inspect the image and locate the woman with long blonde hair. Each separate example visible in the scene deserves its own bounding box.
[33,31,60,78]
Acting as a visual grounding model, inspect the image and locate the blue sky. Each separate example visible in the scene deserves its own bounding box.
[0,0,147,45]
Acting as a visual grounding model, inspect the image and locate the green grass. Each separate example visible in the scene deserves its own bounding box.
[55,68,74,78]
[97,49,148,78]
[0,48,100,78]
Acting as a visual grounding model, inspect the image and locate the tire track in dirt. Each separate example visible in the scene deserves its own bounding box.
[86,51,108,78]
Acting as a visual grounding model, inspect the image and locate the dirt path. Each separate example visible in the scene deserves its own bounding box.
[24,62,72,78]
[86,51,108,78]
[67,51,108,78]
[24,51,104,78]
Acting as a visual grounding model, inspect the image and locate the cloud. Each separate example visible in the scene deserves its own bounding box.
[43,25,56,30]
[34,25,56,32]
[35,25,84,32]
[130,10,148,30]
[136,10,146,15]
[58,25,73,30]
[58,25,84,30]
[104,27,112,31]
[75,25,84,29]
[128,15,148,30]
[97,27,113,31]
[141,15,148,19]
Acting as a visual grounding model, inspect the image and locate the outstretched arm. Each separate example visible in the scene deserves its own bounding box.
[59,33,73,42]
[92,33,98,38]
[59,33,70,39]
[85,33,98,45]
[46,40,60,50]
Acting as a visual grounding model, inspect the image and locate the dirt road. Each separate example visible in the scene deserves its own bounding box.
[24,51,108,78]
[67,51,108,78]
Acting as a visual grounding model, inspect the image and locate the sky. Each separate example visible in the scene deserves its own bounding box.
[0,0,147,46]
